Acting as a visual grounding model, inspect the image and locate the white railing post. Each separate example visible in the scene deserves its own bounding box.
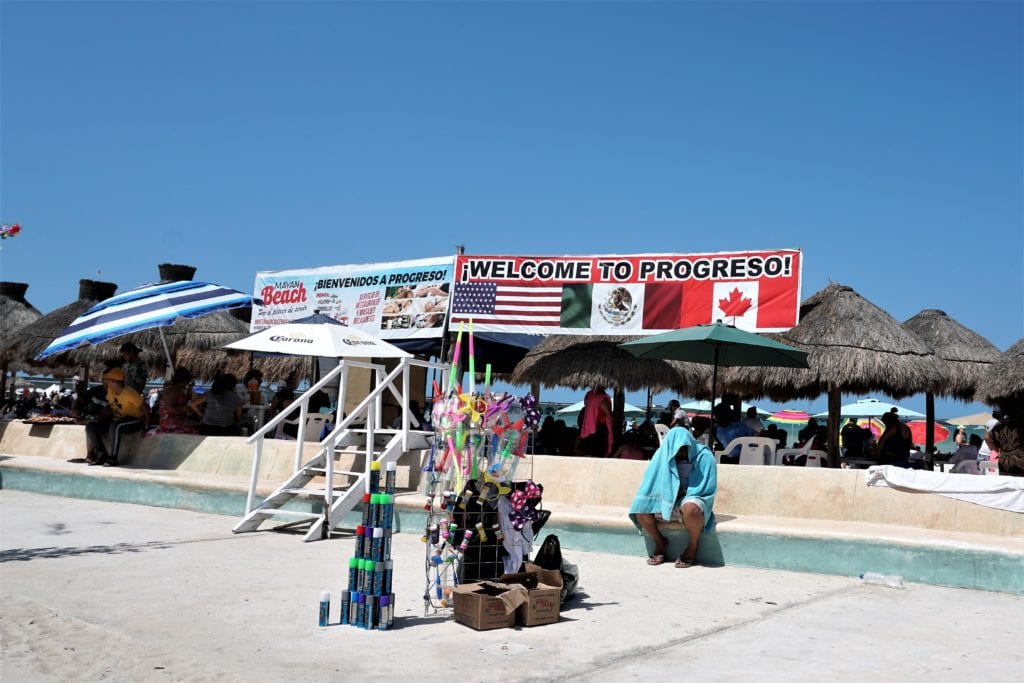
[245,438,264,515]
[364,409,375,494]
[374,367,383,430]
[401,359,410,451]
[324,434,336,528]
[337,362,349,429]
[294,398,309,472]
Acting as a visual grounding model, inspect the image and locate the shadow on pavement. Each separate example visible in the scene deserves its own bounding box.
[0,540,171,563]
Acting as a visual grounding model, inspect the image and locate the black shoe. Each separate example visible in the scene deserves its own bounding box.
[101,457,119,467]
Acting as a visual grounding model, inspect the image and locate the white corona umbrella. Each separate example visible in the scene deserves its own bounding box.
[224,322,410,359]
[813,397,925,419]
[557,399,646,418]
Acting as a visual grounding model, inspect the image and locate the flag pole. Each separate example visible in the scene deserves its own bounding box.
[437,244,465,395]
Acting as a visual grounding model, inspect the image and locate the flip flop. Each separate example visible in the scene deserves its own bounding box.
[67,458,88,464]
[674,556,695,569]
[646,554,665,566]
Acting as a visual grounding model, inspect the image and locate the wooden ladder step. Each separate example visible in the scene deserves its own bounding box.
[309,468,363,477]
[282,488,350,498]
[252,509,320,520]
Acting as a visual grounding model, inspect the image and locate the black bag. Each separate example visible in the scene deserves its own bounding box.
[533,534,580,604]
[534,534,562,571]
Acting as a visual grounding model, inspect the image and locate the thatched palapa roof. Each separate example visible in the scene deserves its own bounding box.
[0,279,119,376]
[0,282,43,364]
[719,283,941,401]
[174,348,307,384]
[511,334,711,393]
[901,309,1000,400]
[975,338,1024,407]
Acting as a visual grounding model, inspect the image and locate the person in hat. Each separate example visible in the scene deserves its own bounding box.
[119,342,147,394]
[83,367,150,466]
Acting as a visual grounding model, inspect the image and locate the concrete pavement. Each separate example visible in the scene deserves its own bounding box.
[1,490,1020,682]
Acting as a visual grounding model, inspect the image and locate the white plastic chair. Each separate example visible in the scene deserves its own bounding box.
[775,439,814,466]
[722,437,777,466]
[804,449,827,467]
[949,460,979,475]
[654,423,670,445]
[275,414,331,441]
[979,461,1000,476]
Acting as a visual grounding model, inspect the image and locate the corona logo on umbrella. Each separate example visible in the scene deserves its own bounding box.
[269,333,314,344]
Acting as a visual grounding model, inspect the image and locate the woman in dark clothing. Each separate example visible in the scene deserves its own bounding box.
[190,373,243,436]
[876,412,911,467]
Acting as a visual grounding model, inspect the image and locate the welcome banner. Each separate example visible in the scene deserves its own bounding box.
[451,250,802,334]
[251,256,454,339]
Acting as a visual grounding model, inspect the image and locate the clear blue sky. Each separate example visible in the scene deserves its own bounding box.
[2,1,1021,418]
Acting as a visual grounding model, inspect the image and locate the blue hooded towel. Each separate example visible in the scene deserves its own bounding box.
[628,427,717,531]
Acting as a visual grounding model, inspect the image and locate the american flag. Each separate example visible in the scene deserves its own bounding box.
[451,281,563,326]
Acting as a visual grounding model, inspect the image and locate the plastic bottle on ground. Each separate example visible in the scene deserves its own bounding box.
[859,572,905,589]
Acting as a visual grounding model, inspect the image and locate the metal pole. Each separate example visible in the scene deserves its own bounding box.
[401,359,410,452]
[709,345,719,451]
[158,327,174,374]
[438,244,465,373]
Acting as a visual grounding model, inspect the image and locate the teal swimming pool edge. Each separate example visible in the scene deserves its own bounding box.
[3,466,1020,596]
[0,467,319,519]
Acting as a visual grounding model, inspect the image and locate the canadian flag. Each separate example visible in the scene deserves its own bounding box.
[712,281,759,331]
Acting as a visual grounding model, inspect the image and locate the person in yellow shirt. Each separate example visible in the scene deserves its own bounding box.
[83,367,150,467]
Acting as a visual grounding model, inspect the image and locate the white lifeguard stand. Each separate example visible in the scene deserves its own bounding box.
[233,356,445,541]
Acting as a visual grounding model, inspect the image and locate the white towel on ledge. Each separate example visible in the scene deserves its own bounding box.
[865,466,1024,513]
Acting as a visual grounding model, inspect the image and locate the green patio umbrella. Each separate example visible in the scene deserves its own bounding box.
[620,322,809,447]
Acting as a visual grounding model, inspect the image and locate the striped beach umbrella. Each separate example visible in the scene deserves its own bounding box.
[37,280,256,369]
[853,417,885,439]
[768,409,813,424]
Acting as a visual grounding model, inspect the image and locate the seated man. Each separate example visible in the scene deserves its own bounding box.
[948,434,982,474]
[840,418,865,457]
[629,427,717,568]
[84,368,150,466]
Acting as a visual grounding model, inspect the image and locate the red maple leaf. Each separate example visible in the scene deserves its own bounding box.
[718,288,753,318]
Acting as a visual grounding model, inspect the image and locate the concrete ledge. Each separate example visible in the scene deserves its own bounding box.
[3,419,1023,595]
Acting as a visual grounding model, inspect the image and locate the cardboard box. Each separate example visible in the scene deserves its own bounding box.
[507,563,563,627]
[452,583,518,631]
[517,584,561,626]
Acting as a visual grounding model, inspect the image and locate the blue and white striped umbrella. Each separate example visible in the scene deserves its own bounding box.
[37,280,256,359]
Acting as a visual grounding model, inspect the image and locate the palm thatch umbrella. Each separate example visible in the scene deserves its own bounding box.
[975,338,1024,475]
[0,282,43,399]
[0,279,119,380]
[173,347,307,384]
[976,338,1024,409]
[511,334,711,433]
[719,283,942,462]
[902,309,1001,452]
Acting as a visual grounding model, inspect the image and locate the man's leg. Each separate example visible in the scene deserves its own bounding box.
[84,421,110,464]
[677,502,704,567]
[634,513,668,564]
[107,418,141,464]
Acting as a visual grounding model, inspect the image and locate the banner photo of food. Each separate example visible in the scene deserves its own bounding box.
[451,249,803,335]
[251,256,455,339]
